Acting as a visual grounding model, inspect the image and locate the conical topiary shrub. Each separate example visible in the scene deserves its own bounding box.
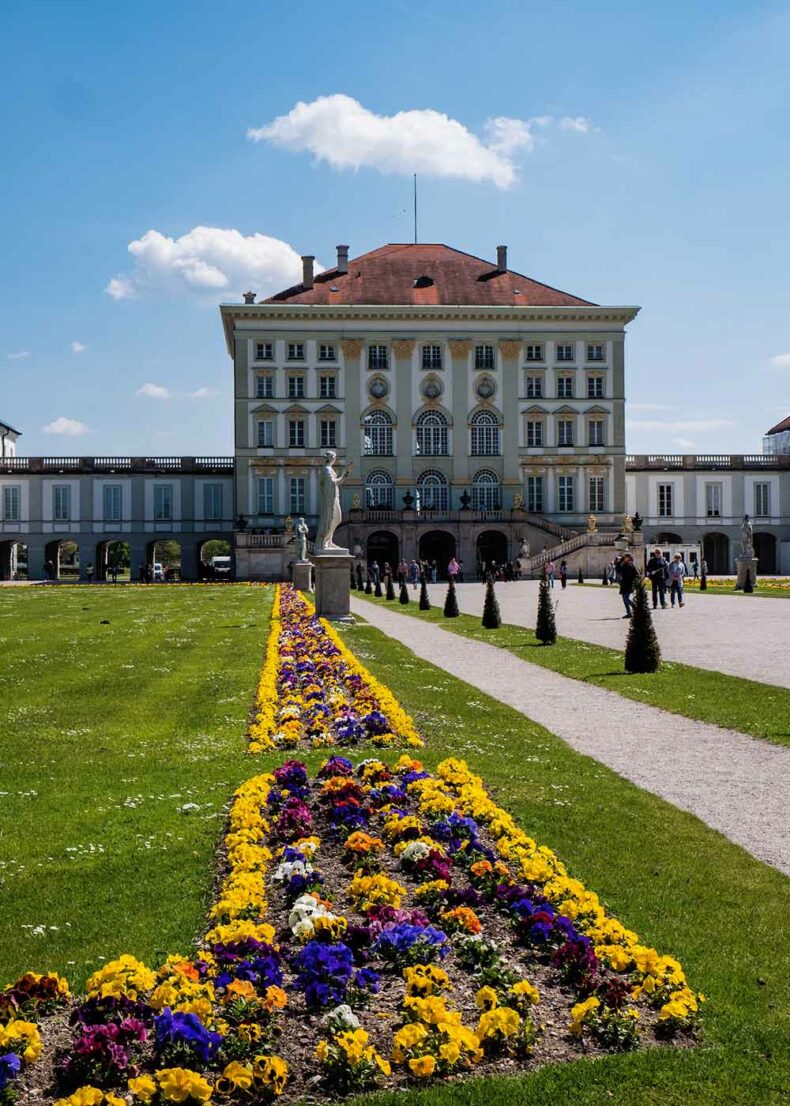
[365,578,373,595]
[350,566,357,590]
[535,566,556,645]
[374,577,382,598]
[481,575,501,629]
[700,571,707,591]
[443,577,460,618]
[419,575,431,611]
[385,574,396,601]
[624,578,661,673]
[399,581,410,604]
[744,571,754,594]
[602,567,609,587]
[577,567,584,584]
[356,564,364,590]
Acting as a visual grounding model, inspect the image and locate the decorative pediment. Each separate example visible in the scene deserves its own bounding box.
[316,403,342,415]
[584,405,609,415]
[554,405,577,415]
[284,403,309,415]
[523,404,548,415]
[252,403,277,415]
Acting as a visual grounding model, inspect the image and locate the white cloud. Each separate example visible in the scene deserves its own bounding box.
[43,416,88,436]
[189,387,220,399]
[106,227,310,300]
[769,353,790,368]
[71,340,87,353]
[560,115,595,133]
[672,437,696,450]
[249,94,561,189]
[137,382,170,399]
[7,350,30,360]
[626,418,733,433]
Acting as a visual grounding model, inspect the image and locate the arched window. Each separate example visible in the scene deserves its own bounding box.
[417,470,449,511]
[472,469,500,511]
[365,470,394,509]
[416,410,449,456]
[470,410,500,456]
[363,410,393,456]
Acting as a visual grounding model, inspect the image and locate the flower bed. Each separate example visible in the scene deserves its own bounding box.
[684,576,790,591]
[2,757,701,1104]
[248,586,423,752]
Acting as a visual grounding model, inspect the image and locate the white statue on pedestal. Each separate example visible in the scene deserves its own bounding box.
[740,514,754,558]
[316,450,352,553]
[519,537,531,560]
[295,516,308,562]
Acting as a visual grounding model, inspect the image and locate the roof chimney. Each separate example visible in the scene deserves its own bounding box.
[336,244,349,274]
[496,245,508,272]
[301,255,315,290]
[242,291,256,304]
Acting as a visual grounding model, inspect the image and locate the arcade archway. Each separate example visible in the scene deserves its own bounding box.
[366,531,399,573]
[476,530,508,574]
[754,532,777,574]
[418,530,456,577]
[702,532,730,575]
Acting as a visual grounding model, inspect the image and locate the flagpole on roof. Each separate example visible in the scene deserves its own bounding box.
[413,174,418,244]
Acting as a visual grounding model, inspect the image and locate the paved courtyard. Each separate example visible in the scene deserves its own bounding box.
[352,597,790,875]
[421,580,790,689]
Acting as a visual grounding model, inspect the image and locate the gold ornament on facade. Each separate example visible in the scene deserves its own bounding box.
[587,513,598,532]
[391,339,415,358]
[340,339,364,358]
[447,339,472,357]
[284,515,294,533]
[498,339,522,359]
[622,514,634,533]
[351,492,361,509]
[513,492,524,509]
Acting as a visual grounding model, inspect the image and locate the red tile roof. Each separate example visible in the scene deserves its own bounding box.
[766,414,790,435]
[264,243,596,307]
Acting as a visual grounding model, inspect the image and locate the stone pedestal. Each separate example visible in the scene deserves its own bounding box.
[291,561,313,592]
[313,552,354,620]
[735,556,758,590]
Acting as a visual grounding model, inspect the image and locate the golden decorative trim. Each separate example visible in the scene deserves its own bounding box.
[447,339,472,356]
[498,339,522,358]
[392,339,415,358]
[340,339,364,357]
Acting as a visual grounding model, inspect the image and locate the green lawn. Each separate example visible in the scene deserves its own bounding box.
[583,580,790,600]
[332,619,790,1106]
[354,592,790,748]
[0,584,272,990]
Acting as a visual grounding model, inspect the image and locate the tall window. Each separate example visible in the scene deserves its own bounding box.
[472,470,500,510]
[557,376,574,398]
[588,419,605,446]
[557,419,575,446]
[257,476,273,515]
[319,375,336,399]
[658,483,673,517]
[203,483,223,521]
[558,475,575,512]
[416,410,449,456]
[287,342,305,361]
[2,485,20,521]
[318,343,336,361]
[288,419,305,448]
[587,375,604,398]
[257,419,274,448]
[288,375,305,398]
[53,485,71,522]
[525,375,543,398]
[289,477,305,514]
[705,483,722,517]
[363,410,393,456]
[525,344,544,361]
[589,476,605,513]
[470,410,500,455]
[255,341,273,361]
[526,420,544,447]
[154,484,173,521]
[754,482,771,517]
[526,475,543,513]
[320,419,337,448]
[587,343,605,361]
[256,375,274,398]
[556,343,575,361]
[421,344,443,370]
[103,484,122,522]
[417,469,448,511]
[368,344,388,370]
[365,470,394,508]
[475,345,494,369]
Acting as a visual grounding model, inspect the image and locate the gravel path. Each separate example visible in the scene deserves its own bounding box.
[352,598,790,876]
[421,580,790,689]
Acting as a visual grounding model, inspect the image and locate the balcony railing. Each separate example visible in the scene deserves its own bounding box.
[626,454,790,470]
[0,456,235,474]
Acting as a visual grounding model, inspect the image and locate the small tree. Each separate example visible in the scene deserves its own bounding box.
[374,577,383,598]
[419,574,431,611]
[443,577,460,618]
[577,567,584,584]
[399,581,410,604]
[700,569,707,591]
[385,574,396,601]
[624,579,661,673]
[350,565,357,590]
[744,570,754,594]
[535,567,557,645]
[365,578,373,595]
[481,575,501,629]
[356,564,364,590]
[601,566,609,587]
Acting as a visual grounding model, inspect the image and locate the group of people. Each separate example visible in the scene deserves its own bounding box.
[615,548,706,617]
[367,557,470,588]
[478,559,523,581]
[544,560,569,588]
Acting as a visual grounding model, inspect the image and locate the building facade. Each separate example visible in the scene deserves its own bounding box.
[221,243,639,573]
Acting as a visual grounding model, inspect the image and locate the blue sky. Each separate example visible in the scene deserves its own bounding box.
[1,0,788,456]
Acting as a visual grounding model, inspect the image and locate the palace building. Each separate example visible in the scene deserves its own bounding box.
[221,243,639,575]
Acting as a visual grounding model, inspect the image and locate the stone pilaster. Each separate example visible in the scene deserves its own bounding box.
[498,340,523,506]
[391,340,415,482]
[448,340,471,489]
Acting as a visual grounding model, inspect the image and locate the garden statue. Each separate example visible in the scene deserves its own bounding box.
[295,516,309,562]
[587,513,598,533]
[351,493,361,509]
[316,450,352,553]
[623,514,634,534]
[740,514,754,557]
[519,538,531,559]
[513,492,524,510]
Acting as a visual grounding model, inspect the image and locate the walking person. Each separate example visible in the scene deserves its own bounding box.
[408,559,420,589]
[646,547,669,609]
[692,560,699,581]
[514,558,522,581]
[546,559,556,588]
[448,556,460,581]
[430,560,438,584]
[669,553,686,607]
[559,560,568,589]
[618,552,640,618]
